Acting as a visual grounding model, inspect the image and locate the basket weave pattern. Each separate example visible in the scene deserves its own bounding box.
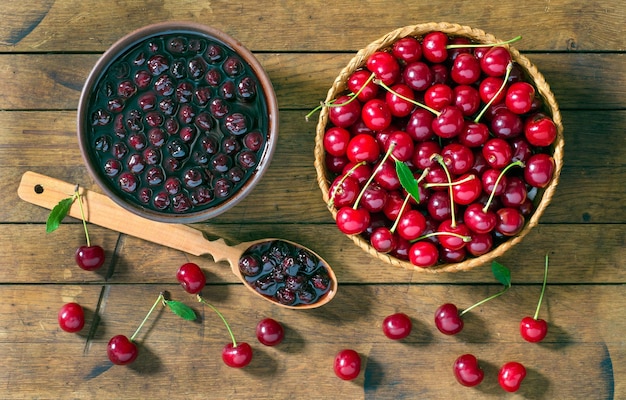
[314,23,564,273]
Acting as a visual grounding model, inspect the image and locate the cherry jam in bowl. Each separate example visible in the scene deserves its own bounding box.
[78,22,278,223]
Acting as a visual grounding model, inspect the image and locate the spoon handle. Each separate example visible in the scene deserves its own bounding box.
[17,171,237,262]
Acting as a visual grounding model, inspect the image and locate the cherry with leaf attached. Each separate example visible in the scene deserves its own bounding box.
[435,261,511,335]
[46,184,105,271]
[107,292,197,365]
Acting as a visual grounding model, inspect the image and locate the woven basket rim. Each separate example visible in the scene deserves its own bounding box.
[313,22,564,273]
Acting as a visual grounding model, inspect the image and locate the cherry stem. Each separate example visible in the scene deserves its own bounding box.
[327,161,366,207]
[473,62,514,123]
[482,160,525,213]
[431,154,456,227]
[424,174,475,189]
[460,283,511,317]
[412,231,471,244]
[446,35,522,49]
[197,295,237,347]
[390,195,411,234]
[130,293,164,342]
[305,73,375,121]
[376,79,441,116]
[353,143,395,209]
[533,253,550,320]
[74,184,91,248]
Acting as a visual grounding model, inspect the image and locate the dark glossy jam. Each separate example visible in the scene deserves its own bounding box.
[85,31,269,215]
[239,240,332,307]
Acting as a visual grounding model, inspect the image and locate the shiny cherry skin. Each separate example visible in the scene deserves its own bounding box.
[425,83,453,111]
[482,138,513,169]
[385,130,414,162]
[432,105,464,139]
[107,335,139,365]
[396,210,427,241]
[329,175,359,208]
[75,245,106,271]
[382,312,412,340]
[392,37,422,63]
[520,316,548,342]
[256,318,285,346]
[453,354,484,387]
[386,84,415,118]
[176,262,206,294]
[452,173,482,205]
[222,342,253,368]
[361,98,392,131]
[336,207,370,235]
[323,127,351,157]
[409,240,439,268]
[58,302,85,333]
[334,349,361,380]
[434,303,463,335]
[464,203,497,234]
[329,95,361,128]
[442,143,474,175]
[466,232,493,256]
[496,207,525,236]
[506,81,535,114]
[347,70,379,102]
[437,220,470,251]
[524,153,555,188]
[370,227,396,253]
[451,53,481,85]
[498,361,527,392]
[422,31,449,63]
[480,46,512,77]
[366,51,400,85]
[346,133,380,164]
[524,113,558,147]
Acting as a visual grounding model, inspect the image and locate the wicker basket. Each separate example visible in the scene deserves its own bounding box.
[314,22,564,273]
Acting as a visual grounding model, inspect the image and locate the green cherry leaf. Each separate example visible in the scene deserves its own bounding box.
[491,261,512,287]
[165,300,197,321]
[46,196,75,233]
[395,160,420,203]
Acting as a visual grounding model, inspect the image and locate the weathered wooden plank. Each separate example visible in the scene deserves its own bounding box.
[0,53,622,110]
[0,0,624,52]
[0,284,622,398]
[2,223,625,284]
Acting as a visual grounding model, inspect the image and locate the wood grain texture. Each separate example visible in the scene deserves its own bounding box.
[1,1,624,398]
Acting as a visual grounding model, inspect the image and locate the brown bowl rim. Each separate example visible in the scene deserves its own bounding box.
[77,21,279,223]
[313,22,565,273]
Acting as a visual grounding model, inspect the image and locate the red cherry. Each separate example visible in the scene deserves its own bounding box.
[58,302,85,333]
[442,143,474,175]
[524,113,558,147]
[333,349,361,380]
[403,61,433,92]
[464,203,497,234]
[382,312,412,340]
[336,207,370,235]
[496,207,525,236]
[482,138,513,169]
[385,84,415,118]
[347,70,379,102]
[453,85,481,117]
[480,46,512,77]
[479,76,506,104]
[437,220,470,251]
[323,127,351,157]
[434,303,464,335]
[370,227,396,253]
[392,37,422,63]
[346,133,381,164]
[385,130,414,162]
[222,342,253,368]
[524,153,555,188]
[422,31,449,63]
[427,191,452,221]
[176,262,206,294]
[256,318,285,346]
[361,98,392,131]
[520,316,548,342]
[452,173,482,205]
[75,245,106,271]
[406,108,435,141]
[396,209,427,241]
[432,106,464,139]
[342,162,372,186]
[408,241,439,268]
[329,95,361,128]
[453,354,484,387]
[107,335,139,365]
[498,361,527,392]
[424,83,453,111]
[366,51,400,85]
[466,232,494,256]
[329,175,360,208]
[506,81,535,114]
[451,53,481,85]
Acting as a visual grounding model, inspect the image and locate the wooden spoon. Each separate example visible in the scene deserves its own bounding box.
[17,171,337,309]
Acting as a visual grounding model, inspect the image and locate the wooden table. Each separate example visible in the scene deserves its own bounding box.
[1,1,624,398]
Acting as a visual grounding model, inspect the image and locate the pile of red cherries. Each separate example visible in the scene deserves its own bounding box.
[320,31,558,268]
